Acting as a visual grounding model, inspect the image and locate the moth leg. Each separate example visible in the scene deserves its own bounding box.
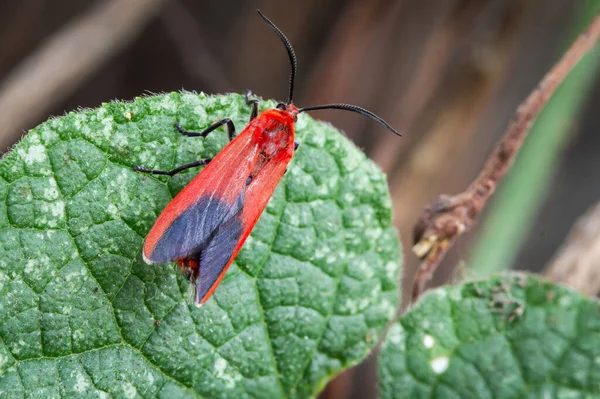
[244,89,259,121]
[175,118,236,142]
[133,158,212,176]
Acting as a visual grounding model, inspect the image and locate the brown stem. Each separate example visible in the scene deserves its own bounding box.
[411,11,600,301]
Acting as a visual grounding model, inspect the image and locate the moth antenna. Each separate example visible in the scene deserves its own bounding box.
[257,9,297,104]
[299,103,401,136]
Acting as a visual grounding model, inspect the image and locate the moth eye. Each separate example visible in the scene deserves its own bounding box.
[276,103,286,110]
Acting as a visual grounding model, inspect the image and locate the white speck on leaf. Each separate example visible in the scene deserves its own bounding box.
[214,357,240,388]
[343,192,355,203]
[43,200,65,218]
[287,213,300,226]
[386,323,404,346]
[107,204,119,218]
[21,144,47,165]
[431,357,449,374]
[43,178,60,199]
[385,261,396,279]
[380,299,395,318]
[39,125,59,144]
[112,132,129,150]
[364,227,381,241]
[24,259,36,275]
[73,371,89,392]
[433,289,448,299]
[448,286,463,301]
[355,258,375,279]
[215,358,226,373]
[423,335,435,349]
[158,96,177,112]
[123,382,137,399]
[558,295,572,307]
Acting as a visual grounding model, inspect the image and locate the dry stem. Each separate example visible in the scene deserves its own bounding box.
[411,11,600,301]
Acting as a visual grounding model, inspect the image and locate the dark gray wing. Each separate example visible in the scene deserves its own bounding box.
[148,192,244,263]
[194,210,245,303]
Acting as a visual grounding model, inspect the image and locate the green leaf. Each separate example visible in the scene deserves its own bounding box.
[379,274,600,399]
[0,92,401,398]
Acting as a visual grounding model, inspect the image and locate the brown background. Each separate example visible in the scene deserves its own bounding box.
[1,1,599,398]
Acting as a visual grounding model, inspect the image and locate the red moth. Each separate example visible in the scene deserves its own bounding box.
[134,10,400,306]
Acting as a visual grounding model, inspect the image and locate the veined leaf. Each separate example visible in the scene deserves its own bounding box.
[379,274,600,399]
[0,93,402,398]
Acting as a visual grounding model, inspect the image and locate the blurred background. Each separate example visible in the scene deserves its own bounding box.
[1,0,599,398]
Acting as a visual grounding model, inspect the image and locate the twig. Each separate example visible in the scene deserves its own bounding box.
[544,202,600,296]
[0,0,169,152]
[411,11,600,301]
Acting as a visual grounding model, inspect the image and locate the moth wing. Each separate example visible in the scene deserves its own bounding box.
[195,146,293,304]
[194,210,245,303]
[143,128,258,263]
